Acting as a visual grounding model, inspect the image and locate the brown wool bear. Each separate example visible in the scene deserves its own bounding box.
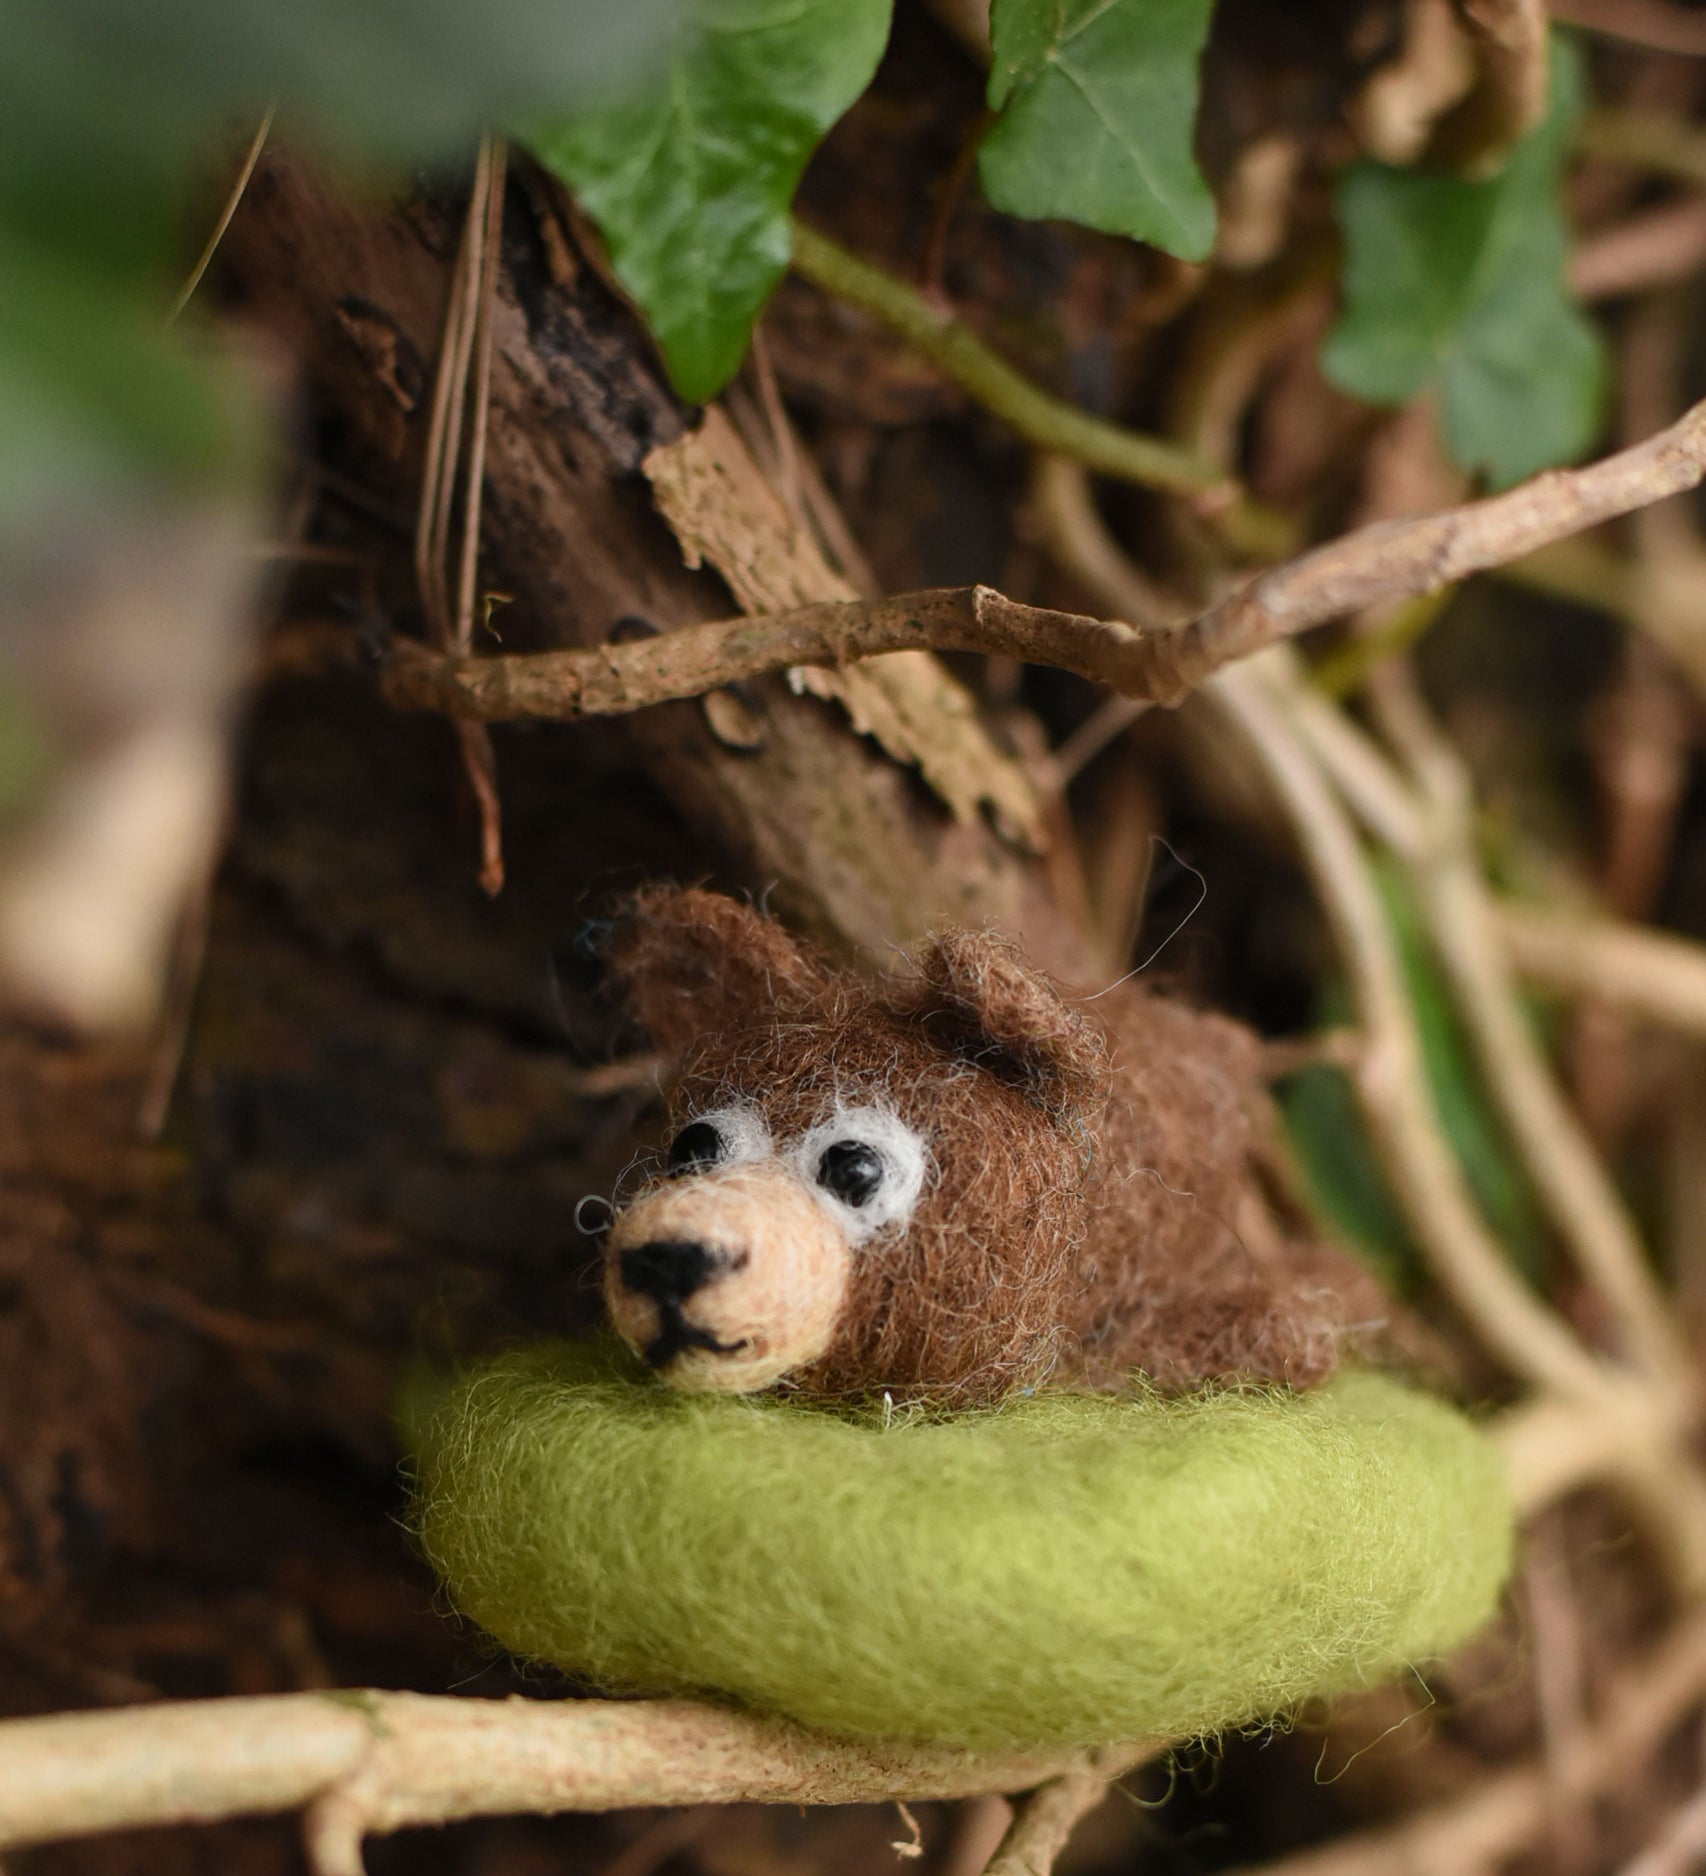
[598,887,1383,1407]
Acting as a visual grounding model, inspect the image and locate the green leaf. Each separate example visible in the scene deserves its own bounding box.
[531,0,894,403]
[1321,36,1604,489]
[0,0,686,523]
[0,236,263,544]
[1280,861,1547,1289]
[1280,1060,1418,1292]
[979,0,1217,261]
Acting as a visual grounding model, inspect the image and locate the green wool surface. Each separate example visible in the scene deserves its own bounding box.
[411,1341,1513,1750]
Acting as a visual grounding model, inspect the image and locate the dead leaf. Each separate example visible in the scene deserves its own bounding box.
[643,410,1045,850]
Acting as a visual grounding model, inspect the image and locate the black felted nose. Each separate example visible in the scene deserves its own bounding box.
[621,1238,718,1307]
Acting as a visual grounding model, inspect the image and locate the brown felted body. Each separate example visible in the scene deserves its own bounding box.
[601,889,1383,1406]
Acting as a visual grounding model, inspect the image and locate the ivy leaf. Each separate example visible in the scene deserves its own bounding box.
[1280,861,1547,1290]
[531,0,893,403]
[979,0,1217,261]
[1321,37,1603,488]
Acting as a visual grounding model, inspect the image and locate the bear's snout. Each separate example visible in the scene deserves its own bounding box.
[619,1237,723,1308]
[604,1161,851,1394]
[617,1239,754,1371]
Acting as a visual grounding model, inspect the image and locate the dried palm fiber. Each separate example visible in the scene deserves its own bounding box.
[412,1340,1513,1750]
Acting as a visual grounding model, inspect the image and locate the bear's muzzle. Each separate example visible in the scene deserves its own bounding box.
[604,1161,851,1392]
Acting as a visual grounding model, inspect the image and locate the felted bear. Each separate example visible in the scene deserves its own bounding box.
[414,890,1509,1749]
[598,887,1381,1406]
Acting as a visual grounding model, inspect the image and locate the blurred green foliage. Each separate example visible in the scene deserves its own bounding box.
[981,0,1218,261]
[1323,37,1605,488]
[0,0,681,531]
[1281,861,1549,1289]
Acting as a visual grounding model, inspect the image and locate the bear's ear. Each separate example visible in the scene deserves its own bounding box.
[605,888,829,1054]
[917,929,1110,1120]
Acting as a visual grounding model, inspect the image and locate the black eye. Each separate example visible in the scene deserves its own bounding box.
[817,1140,884,1207]
[667,1120,727,1176]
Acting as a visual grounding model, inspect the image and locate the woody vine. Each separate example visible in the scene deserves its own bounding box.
[11,2,1706,1875]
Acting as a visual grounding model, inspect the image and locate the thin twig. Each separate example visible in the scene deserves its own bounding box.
[1162,393,1706,702]
[383,586,1151,720]
[455,137,508,655]
[919,110,995,304]
[1500,904,1706,1039]
[943,1795,1017,1876]
[385,394,1706,724]
[1226,1610,1706,1876]
[166,109,274,324]
[0,1690,1143,1857]
[1032,462,1606,1397]
[1573,196,1706,302]
[981,1749,1142,1876]
[1523,1534,1593,1874]
[1049,696,1149,790]
[1309,590,1456,699]
[414,140,485,647]
[413,143,507,894]
[1496,1383,1696,1514]
[1212,657,1604,1398]
[594,1807,717,1876]
[1028,454,1187,632]
[135,853,216,1139]
[1326,659,1688,1386]
[1497,535,1706,701]
[1616,1783,1706,1876]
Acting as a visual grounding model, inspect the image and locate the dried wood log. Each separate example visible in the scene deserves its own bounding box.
[221,152,1092,975]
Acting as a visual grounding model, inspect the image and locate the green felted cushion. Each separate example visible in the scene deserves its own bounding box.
[411,1340,1512,1750]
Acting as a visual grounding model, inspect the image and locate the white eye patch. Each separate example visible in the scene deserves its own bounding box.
[664,1104,772,1178]
[789,1105,930,1244]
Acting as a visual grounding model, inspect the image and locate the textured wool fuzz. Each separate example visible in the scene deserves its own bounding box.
[412,1341,1515,1751]
[600,887,1392,1405]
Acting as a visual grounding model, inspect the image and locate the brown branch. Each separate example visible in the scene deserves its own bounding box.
[383,395,1706,724]
[981,1749,1143,1876]
[0,1690,1142,1858]
[1573,196,1706,303]
[1225,1610,1706,1876]
[1332,660,1689,1388]
[1551,0,1706,57]
[1499,904,1706,1039]
[1429,0,1550,171]
[1175,392,1706,702]
[381,587,1150,721]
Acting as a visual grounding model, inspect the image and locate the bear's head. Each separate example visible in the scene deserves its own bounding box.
[598,888,1113,1405]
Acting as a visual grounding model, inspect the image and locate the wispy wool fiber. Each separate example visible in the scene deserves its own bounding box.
[412,1341,1513,1750]
[604,888,1388,1403]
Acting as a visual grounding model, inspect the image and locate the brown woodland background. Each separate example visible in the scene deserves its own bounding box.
[15,0,1706,1870]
